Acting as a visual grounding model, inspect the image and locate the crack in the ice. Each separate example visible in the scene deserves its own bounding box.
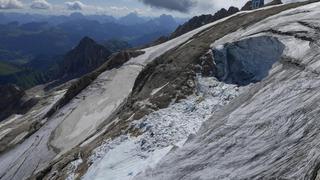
[297,21,320,32]
[279,57,320,76]
[263,29,315,42]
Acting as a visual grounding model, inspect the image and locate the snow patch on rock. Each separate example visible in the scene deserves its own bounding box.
[66,155,83,180]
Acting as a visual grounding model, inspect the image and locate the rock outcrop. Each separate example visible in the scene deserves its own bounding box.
[170,7,239,39]
[241,1,253,10]
[0,84,38,121]
[266,0,283,6]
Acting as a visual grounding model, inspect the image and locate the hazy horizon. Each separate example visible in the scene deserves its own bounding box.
[0,0,254,17]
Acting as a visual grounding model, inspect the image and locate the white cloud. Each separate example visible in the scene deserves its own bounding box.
[0,0,23,9]
[110,6,130,11]
[65,1,86,11]
[30,0,51,10]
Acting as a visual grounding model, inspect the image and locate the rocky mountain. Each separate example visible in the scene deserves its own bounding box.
[0,1,320,180]
[59,37,112,79]
[170,7,239,39]
[241,1,253,10]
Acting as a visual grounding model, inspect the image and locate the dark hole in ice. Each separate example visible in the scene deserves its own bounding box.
[213,36,285,86]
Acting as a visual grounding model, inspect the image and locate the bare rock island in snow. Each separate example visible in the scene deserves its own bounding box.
[0,0,320,180]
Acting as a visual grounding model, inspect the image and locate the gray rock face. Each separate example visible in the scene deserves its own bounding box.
[213,36,285,85]
[0,84,38,121]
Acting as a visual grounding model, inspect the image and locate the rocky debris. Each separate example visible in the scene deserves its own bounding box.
[59,36,112,79]
[170,7,239,39]
[0,84,38,122]
[197,50,217,77]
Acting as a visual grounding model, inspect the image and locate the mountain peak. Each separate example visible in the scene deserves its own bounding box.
[119,12,146,25]
[59,37,112,79]
[78,36,96,47]
[70,12,85,19]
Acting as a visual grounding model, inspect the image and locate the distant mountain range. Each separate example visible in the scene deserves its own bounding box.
[0,12,187,89]
[0,37,127,89]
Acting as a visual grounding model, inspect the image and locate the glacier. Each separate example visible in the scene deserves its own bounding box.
[136,2,320,180]
[0,1,320,180]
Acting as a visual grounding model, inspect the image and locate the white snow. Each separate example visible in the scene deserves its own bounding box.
[83,136,173,180]
[0,115,22,129]
[83,76,240,180]
[150,82,169,96]
[66,155,83,180]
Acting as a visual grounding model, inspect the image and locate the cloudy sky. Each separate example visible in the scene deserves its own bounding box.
[0,0,287,17]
